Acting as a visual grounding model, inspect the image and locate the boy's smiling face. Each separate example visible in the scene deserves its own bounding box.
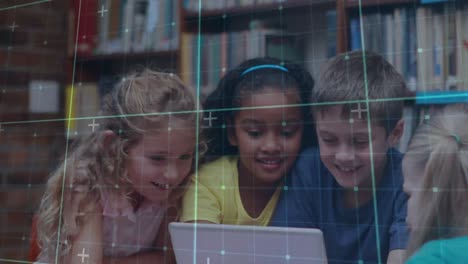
[314,105,403,191]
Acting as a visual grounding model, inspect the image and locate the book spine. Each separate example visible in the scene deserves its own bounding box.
[74,0,98,55]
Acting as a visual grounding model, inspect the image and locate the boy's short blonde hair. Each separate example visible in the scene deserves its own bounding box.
[312,50,412,132]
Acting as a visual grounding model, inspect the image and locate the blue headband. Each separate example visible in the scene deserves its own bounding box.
[240,64,289,76]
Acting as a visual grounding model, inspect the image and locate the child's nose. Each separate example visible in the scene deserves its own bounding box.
[261,133,281,153]
[335,145,355,161]
[163,164,179,182]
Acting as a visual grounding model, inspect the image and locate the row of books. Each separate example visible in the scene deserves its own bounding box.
[183,0,286,12]
[180,29,303,95]
[350,4,468,91]
[71,0,180,56]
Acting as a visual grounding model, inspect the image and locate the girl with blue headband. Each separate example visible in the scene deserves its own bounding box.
[180,57,315,225]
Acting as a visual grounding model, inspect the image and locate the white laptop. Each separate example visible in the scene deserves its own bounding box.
[169,222,327,264]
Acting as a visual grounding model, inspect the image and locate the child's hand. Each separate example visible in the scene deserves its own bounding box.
[62,184,102,236]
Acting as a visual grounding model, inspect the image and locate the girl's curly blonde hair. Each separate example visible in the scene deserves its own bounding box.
[36,69,204,261]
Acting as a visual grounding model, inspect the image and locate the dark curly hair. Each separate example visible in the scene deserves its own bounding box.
[202,57,316,161]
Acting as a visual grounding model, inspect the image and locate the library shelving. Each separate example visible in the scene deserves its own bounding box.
[67,0,339,124]
[66,0,468,136]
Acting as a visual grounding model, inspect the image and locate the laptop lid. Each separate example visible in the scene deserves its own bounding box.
[169,222,327,264]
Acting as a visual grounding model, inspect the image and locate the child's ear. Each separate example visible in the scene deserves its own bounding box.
[226,120,238,146]
[101,130,117,152]
[387,119,404,147]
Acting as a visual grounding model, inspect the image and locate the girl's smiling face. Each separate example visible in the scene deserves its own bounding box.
[125,119,196,203]
[228,87,304,186]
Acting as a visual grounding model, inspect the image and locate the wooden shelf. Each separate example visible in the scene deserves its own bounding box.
[346,0,418,8]
[0,113,64,123]
[71,50,179,64]
[184,0,335,20]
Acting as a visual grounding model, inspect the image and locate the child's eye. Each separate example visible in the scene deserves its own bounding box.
[247,130,262,138]
[353,139,369,146]
[179,154,193,160]
[281,130,295,138]
[150,156,166,161]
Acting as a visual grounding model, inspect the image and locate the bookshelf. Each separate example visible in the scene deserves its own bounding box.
[181,1,339,95]
[184,0,335,19]
[345,0,467,92]
[68,0,339,99]
[74,50,178,63]
[341,0,467,151]
[66,0,376,85]
[346,0,417,8]
[67,0,467,107]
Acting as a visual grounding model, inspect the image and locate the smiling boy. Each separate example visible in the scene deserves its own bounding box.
[271,51,412,264]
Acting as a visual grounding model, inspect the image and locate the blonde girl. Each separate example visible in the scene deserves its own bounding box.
[403,104,468,263]
[36,69,203,264]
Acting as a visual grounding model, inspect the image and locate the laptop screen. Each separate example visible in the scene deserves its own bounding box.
[169,222,327,264]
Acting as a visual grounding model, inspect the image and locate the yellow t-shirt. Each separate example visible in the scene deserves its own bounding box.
[180,156,281,226]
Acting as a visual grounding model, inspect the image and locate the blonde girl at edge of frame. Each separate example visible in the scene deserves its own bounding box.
[35,69,205,264]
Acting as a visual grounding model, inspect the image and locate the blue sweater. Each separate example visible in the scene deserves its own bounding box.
[271,147,409,264]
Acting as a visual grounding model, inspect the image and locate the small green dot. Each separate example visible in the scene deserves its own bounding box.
[432,187,439,193]
[283,185,288,191]
[354,186,359,192]
[221,250,225,255]
[222,124,226,129]
[163,246,168,251]
[418,48,423,53]
[221,185,226,190]
[282,121,287,127]
[345,55,350,60]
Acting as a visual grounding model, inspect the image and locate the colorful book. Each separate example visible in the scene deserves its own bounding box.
[73,0,98,56]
